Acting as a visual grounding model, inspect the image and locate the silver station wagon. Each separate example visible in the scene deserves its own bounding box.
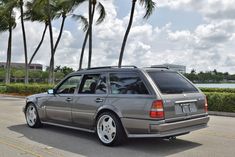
[23,66,209,146]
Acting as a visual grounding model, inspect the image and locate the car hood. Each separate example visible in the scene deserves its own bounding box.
[26,92,48,99]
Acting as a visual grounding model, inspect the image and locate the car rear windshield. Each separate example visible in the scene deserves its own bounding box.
[148,71,199,94]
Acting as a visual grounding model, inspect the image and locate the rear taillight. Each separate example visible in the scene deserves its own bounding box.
[150,100,165,118]
[204,97,208,113]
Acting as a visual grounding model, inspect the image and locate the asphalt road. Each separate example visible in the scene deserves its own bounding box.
[0,96,235,157]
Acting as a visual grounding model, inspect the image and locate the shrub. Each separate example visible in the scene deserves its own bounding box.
[5,84,54,95]
[200,88,235,93]
[0,85,6,93]
[205,92,235,113]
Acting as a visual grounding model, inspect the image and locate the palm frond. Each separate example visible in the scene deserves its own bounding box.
[71,14,88,31]
[139,0,155,19]
[96,2,106,25]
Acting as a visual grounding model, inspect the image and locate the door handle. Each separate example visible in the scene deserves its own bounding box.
[95,98,103,103]
[66,97,73,102]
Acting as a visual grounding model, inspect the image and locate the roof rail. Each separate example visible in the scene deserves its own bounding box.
[150,65,169,69]
[78,65,138,71]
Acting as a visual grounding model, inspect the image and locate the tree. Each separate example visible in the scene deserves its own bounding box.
[78,0,106,70]
[19,0,29,84]
[190,69,196,74]
[54,65,74,76]
[24,0,49,66]
[48,0,87,84]
[118,0,155,67]
[0,0,17,84]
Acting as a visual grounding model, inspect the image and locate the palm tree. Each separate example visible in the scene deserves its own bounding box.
[48,0,87,84]
[26,0,87,84]
[24,0,49,66]
[0,0,17,84]
[19,0,29,84]
[118,0,155,67]
[79,0,106,70]
[20,0,54,84]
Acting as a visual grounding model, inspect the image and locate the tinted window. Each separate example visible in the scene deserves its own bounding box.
[148,71,198,94]
[79,74,107,94]
[95,75,107,94]
[109,73,149,94]
[57,76,81,94]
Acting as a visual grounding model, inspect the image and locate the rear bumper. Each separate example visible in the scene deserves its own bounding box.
[121,116,209,138]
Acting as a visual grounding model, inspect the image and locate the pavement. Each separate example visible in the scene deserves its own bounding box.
[0,96,235,157]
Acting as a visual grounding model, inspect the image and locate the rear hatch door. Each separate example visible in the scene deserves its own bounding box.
[147,70,206,121]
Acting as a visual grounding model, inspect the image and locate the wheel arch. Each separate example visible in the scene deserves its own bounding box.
[94,105,123,121]
[24,101,35,113]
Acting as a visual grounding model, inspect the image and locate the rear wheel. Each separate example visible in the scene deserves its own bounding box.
[25,103,42,128]
[96,112,126,146]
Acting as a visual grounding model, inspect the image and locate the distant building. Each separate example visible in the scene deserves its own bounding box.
[152,63,186,73]
[0,62,43,71]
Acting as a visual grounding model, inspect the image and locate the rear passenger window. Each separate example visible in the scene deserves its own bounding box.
[78,74,107,94]
[109,73,149,95]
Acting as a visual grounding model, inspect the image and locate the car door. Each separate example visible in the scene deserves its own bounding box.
[72,73,107,129]
[45,75,82,125]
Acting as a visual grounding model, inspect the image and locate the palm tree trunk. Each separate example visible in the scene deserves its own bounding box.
[79,4,95,70]
[47,0,54,84]
[53,15,66,54]
[48,15,66,84]
[118,0,137,67]
[20,0,29,84]
[5,27,12,84]
[48,20,54,84]
[79,29,89,70]
[29,23,48,65]
[88,0,92,68]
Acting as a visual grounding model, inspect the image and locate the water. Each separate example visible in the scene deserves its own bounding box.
[195,83,235,88]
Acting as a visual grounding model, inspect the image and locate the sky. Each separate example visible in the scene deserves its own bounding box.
[0,0,235,73]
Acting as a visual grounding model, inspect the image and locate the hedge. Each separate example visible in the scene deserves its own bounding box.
[200,87,235,93]
[1,84,235,113]
[1,84,53,95]
[0,85,6,93]
[205,92,235,113]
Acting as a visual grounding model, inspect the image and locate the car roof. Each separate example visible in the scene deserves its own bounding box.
[68,66,174,76]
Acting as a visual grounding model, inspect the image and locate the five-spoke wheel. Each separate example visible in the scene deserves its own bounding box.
[25,103,42,128]
[96,112,126,146]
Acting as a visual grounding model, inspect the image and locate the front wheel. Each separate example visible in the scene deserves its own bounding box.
[25,103,42,128]
[96,112,126,146]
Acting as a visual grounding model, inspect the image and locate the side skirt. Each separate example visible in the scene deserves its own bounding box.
[41,121,95,133]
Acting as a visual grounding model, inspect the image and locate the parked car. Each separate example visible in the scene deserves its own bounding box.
[23,66,209,146]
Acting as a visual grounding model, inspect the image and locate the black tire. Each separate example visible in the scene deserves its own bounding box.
[25,103,42,128]
[96,112,126,146]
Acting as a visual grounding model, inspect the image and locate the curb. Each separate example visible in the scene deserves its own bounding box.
[208,111,235,117]
[0,94,26,99]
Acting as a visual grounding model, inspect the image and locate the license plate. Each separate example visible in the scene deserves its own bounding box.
[175,102,197,114]
[182,105,190,113]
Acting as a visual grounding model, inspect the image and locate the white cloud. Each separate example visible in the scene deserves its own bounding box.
[0,0,235,73]
[159,0,235,21]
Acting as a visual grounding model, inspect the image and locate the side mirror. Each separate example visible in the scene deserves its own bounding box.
[47,89,55,94]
